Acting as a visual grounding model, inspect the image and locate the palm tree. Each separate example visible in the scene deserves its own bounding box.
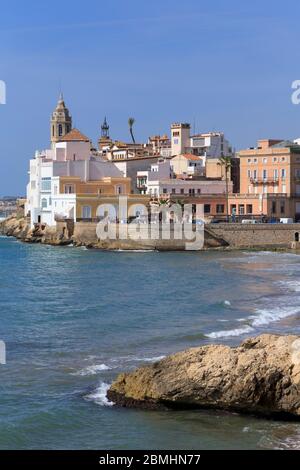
[218,156,232,222]
[128,117,136,144]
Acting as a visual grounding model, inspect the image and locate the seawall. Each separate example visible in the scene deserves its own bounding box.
[209,223,300,250]
[1,216,300,251]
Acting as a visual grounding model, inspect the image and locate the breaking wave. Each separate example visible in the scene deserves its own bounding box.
[84,382,114,407]
[206,326,254,339]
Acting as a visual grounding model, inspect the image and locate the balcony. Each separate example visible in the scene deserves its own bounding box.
[250,177,279,184]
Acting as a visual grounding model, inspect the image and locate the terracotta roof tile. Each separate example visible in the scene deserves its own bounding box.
[59,128,90,142]
[180,153,203,161]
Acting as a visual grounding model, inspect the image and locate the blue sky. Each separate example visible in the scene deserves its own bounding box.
[1,0,300,194]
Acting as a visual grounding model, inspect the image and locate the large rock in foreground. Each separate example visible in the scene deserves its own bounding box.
[107,334,300,419]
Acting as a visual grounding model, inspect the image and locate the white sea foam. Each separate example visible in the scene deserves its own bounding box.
[249,306,299,327]
[72,364,111,376]
[207,304,299,339]
[84,382,114,406]
[224,300,231,306]
[279,280,300,292]
[206,326,254,339]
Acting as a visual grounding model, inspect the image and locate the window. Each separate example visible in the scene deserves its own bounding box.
[204,204,211,214]
[247,170,251,178]
[64,184,74,194]
[295,169,300,178]
[253,169,257,179]
[282,184,286,193]
[54,185,58,195]
[273,157,277,162]
[163,188,168,194]
[280,201,285,214]
[180,189,184,195]
[281,168,286,178]
[272,201,276,213]
[41,198,47,209]
[247,158,252,163]
[273,169,278,179]
[263,169,267,180]
[263,185,268,194]
[49,197,52,206]
[82,206,91,219]
[246,204,253,214]
[254,158,257,163]
[197,189,201,194]
[41,177,51,191]
[263,158,268,163]
[216,204,225,214]
[281,157,286,162]
[239,205,245,215]
[189,189,195,195]
[171,188,176,194]
[58,124,63,136]
[172,131,180,137]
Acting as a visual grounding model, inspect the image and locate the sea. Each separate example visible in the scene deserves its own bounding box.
[0,235,300,450]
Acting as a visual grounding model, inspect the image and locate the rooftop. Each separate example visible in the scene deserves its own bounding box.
[59,128,90,142]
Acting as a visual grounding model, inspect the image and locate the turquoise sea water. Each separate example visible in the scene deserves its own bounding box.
[0,236,300,450]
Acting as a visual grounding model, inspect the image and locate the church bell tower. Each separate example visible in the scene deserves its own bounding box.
[50,93,72,146]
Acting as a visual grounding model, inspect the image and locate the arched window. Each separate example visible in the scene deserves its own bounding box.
[295,232,299,242]
[58,124,63,136]
[41,198,47,209]
[116,185,124,195]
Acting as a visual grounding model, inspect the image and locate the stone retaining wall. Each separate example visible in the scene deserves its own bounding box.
[208,223,300,249]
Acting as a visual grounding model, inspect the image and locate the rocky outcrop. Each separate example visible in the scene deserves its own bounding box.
[0,216,71,245]
[107,334,300,419]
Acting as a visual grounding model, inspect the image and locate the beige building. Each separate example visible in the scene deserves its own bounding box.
[50,94,72,146]
[171,154,205,177]
[171,123,191,156]
[237,139,300,220]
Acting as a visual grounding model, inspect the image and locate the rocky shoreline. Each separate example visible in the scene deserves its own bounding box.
[107,334,300,420]
[0,216,228,250]
[0,216,71,246]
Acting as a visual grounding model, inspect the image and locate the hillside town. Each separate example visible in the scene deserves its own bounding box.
[25,94,300,228]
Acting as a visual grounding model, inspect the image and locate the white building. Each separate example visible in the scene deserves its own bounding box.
[171,123,233,158]
[26,129,124,227]
[137,160,172,195]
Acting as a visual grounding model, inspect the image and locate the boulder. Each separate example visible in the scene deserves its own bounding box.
[107,334,300,419]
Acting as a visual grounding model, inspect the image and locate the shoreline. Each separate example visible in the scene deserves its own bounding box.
[1,215,300,253]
